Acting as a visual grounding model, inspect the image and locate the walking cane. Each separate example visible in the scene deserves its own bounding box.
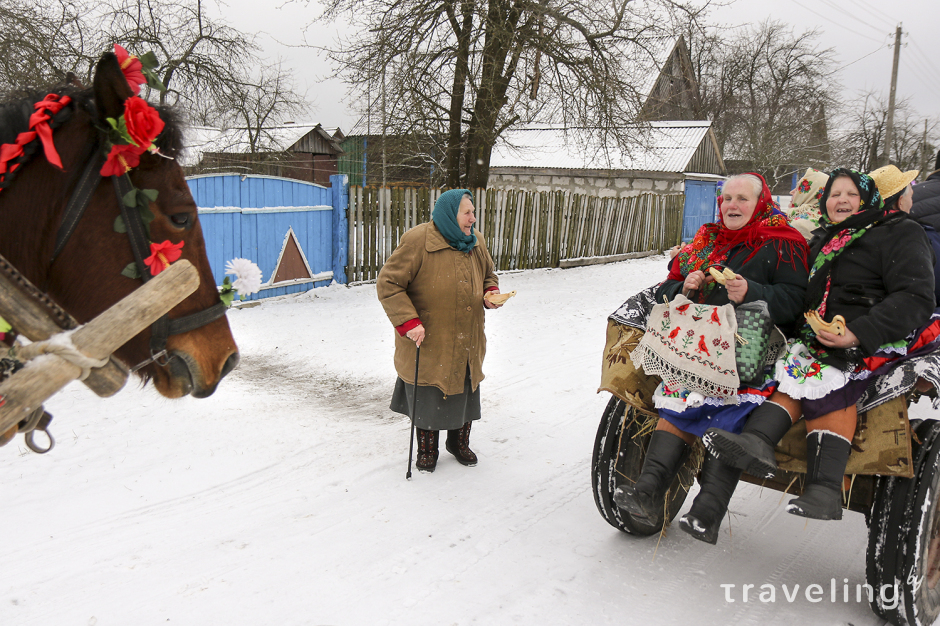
[406,345,420,479]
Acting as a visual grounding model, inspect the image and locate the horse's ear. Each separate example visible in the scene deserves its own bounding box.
[92,52,133,122]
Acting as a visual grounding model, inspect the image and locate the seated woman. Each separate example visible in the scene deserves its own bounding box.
[614,173,810,543]
[705,169,939,521]
[869,164,940,307]
[784,168,829,241]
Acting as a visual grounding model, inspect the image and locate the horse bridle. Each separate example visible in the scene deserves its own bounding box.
[51,142,227,370]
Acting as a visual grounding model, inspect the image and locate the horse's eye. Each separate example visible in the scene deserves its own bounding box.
[169,213,192,229]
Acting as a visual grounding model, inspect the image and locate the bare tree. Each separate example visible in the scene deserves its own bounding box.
[688,20,838,189]
[219,60,309,153]
[317,0,706,188]
[833,91,940,174]
[103,0,259,110]
[0,0,94,93]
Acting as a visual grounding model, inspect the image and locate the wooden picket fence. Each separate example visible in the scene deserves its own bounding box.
[346,186,684,283]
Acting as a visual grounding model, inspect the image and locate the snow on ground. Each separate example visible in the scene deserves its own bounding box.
[0,255,916,625]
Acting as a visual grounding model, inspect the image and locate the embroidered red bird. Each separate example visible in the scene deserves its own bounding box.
[697,334,711,356]
[675,303,691,314]
[709,308,721,325]
[668,326,681,341]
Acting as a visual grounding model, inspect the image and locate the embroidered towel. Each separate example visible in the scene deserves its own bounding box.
[631,293,740,398]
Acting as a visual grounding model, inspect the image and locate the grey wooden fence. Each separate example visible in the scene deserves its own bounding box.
[346,186,683,283]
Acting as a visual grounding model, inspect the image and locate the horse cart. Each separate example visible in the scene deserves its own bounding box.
[592,316,940,626]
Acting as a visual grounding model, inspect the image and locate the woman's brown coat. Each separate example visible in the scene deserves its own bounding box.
[377,221,498,396]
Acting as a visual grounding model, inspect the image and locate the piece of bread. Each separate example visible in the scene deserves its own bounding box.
[804,310,846,336]
[707,266,738,285]
[484,290,517,305]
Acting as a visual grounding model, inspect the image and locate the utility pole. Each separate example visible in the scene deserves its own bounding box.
[922,119,929,179]
[884,24,902,167]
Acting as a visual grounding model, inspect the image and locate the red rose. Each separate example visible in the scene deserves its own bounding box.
[123,97,164,150]
[144,240,185,276]
[114,44,145,96]
[101,143,146,176]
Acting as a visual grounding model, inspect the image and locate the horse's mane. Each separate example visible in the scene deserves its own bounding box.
[0,83,185,159]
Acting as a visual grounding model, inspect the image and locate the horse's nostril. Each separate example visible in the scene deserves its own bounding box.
[221,352,240,379]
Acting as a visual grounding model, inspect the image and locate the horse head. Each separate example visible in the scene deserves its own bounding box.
[0,51,238,398]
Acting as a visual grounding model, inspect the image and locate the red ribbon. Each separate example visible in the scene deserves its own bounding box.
[0,93,71,176]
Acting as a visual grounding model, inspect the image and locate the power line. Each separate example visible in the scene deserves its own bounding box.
[907,36,940,85]
[789,0,884,43]
[816,0,886,37]
[827,42,891,75]
[853,0,900,24]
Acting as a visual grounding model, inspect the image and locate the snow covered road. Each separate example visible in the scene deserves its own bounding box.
[0,256,908,625]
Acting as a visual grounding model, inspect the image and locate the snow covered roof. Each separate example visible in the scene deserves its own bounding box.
[180,124,345,168]
[630,37,681,104]
[489,121,714,174]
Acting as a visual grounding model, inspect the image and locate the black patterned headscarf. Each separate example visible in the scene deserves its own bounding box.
[804,168,889,314]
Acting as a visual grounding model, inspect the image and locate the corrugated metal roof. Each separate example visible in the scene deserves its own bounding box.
[489,121,713,173]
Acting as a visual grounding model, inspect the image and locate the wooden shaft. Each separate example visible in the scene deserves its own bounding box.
[0,260,200,435]
[0,257,128,398]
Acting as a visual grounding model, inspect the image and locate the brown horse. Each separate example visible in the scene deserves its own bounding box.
[0,52,237,398]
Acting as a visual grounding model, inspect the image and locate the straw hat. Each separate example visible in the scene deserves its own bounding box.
[868,164,919,200]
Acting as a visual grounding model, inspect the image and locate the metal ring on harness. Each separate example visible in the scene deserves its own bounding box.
[19,407,55,454]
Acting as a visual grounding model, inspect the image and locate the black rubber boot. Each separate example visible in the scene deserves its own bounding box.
[415,428,439,472]
[786,431,851,520]
[446,422,478,466]
[678,453,742,544]
[702,401,794,479]
[613,430,690,524]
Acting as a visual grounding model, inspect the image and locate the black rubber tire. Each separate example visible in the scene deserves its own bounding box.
[591,396,693,536]
[867,419,940,625]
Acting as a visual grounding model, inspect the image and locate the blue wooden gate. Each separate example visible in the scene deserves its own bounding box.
[187,174,337,301]
[682,179,719,241]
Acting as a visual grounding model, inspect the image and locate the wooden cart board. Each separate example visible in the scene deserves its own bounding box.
[774,395,914,478]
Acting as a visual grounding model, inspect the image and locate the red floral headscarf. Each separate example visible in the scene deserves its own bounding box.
[668,173,809,300]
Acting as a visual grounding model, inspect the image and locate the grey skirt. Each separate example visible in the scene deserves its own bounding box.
[390,366,481,431]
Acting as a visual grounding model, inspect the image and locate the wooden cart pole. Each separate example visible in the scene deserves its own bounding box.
[0,256,128,398]
[0,260,200,436]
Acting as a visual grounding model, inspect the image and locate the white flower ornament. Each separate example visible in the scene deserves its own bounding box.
[220,258,263,305]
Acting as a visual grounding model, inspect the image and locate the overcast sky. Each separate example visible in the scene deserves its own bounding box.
[217,0,940,135]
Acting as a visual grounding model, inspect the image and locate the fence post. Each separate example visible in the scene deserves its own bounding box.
[330,174,349,284]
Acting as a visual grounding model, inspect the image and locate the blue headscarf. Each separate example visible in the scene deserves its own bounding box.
[432,189,477,252]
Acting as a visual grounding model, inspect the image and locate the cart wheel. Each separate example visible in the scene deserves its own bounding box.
[867,419,940,625]
[591,396,693,536]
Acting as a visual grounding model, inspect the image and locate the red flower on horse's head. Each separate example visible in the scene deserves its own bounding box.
[114,44,145,95]
[144,240,185,276]
[123,97,164,150]
[101,143,146,177]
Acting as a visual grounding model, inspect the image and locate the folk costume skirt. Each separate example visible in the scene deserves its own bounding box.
[390,364,481,431]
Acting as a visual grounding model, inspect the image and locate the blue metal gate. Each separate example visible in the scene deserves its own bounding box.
[682,179,719,241]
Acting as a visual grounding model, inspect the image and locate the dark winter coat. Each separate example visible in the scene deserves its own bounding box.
[910,170,940,304]
[656,240,809,332]
[911,170,940,229]
[807,213,936,357]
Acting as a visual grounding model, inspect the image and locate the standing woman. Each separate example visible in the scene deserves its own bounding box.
[377,189,502,472]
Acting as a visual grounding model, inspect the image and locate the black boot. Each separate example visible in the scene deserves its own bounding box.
[446,422,477,466]
[703,401,793,479]
[786,431,851,520]
[415,429,439,472]
[613,430,690,524]
[678,453,742,544]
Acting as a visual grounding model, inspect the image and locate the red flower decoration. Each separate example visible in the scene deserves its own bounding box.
[123,97,164,150]
[101,143,146,177]
[144,240,185,276]
[114,44,145,95]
